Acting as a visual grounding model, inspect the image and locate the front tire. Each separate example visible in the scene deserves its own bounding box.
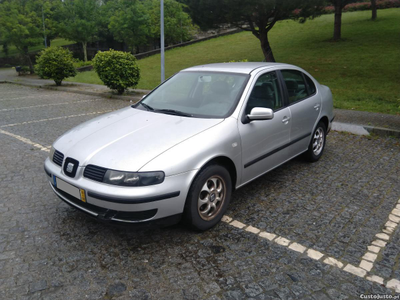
[305,122,326,162]
[184,165,232,231]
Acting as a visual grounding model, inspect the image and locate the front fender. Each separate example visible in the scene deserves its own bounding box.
[139,118,242,186]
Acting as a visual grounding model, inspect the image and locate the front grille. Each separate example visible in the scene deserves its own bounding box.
[84,165,107,182]
[53,150,64,166]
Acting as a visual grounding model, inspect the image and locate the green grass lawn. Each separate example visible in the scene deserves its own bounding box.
[0,38,73,58]
[66,9,400,115]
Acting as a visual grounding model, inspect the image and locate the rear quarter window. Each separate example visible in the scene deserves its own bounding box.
[304,74,316,96]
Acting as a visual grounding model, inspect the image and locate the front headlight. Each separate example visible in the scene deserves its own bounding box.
[49,146,55,161]
[103,170,165,186]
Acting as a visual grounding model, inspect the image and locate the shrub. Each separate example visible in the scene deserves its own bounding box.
[36,47,77,86]
[93,49,140,94]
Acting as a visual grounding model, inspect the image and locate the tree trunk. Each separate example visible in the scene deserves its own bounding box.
[371,0,377,20]
[23,46,34,74]
[258,32,275,62]
[82,41,88,62]
[2,43,9,57]
[333,2,343,41]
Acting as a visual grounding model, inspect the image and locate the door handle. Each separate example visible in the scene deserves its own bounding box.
[314,104,320,110]
[282,116,290,123]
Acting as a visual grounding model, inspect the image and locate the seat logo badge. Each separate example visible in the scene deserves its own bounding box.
[210,193,216,202]
[66,162,74,173]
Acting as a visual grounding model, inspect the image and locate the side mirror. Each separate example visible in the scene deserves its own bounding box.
[247,107,274,122]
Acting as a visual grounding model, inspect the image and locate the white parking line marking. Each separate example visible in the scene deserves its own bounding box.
[222,214,400,293]
[358,200,400,273]
[0,110,112,128]
[288,242,307,253]
[366,275,384,285]
[0,94,54,101]
[386,279,400,292]
[324,257,343,268]
[275,236,290,246]
[0,129,50,152]
[343,264,367,277]
[0,99,99,112]
[307,248,324,260]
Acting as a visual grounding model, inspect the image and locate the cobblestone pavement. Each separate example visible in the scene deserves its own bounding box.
[0,83,399,300]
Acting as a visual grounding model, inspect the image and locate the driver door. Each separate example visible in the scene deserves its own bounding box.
[238,71,291,185]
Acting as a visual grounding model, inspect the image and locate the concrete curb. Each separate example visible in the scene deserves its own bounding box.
[1,80,147,103]
[363,125,400,138]
[331,122,369,136]
[332,122,400,138]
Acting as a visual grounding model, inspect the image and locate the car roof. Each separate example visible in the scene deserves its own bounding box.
[181,62,295,75]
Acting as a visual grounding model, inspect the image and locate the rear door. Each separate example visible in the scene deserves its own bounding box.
[279,70,321,157]
[238,71,291,185]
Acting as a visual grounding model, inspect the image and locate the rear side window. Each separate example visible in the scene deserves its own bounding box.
[304,74,316,95]
[281,70,308,104]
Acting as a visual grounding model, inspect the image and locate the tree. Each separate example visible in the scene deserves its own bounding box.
[2,43,9,57]
[182,0,325,62]
[0,0,42,73]
[329,0,352,41]
[25,0,63,47]
[96,0,120,45]
[371,0,377,20]
[36,47,77,86]
[108,0,150,53]
[58,0,100,61]
[146,0,197,45]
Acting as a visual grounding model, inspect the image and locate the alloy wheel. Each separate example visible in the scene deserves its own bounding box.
[312,127,324,156]
[197,175,226,221]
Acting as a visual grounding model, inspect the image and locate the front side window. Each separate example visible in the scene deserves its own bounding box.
[245,71,283,114]
[281,70,309,104]
[138,71,248,118]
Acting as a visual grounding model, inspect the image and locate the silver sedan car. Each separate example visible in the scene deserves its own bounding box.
[44,62,333,230]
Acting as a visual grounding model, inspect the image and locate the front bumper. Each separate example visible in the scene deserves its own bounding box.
[44,158,197,224]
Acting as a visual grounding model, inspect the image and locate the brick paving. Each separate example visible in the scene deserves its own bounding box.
[0,83,399,299]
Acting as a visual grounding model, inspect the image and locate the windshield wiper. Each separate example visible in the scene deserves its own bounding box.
[139,102,154,111]
[154,109,193,117]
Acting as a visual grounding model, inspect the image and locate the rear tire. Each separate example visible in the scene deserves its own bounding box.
[305,121,326,162]
[184,164,232,231]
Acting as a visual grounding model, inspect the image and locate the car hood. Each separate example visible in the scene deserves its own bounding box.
[53,107,223,172]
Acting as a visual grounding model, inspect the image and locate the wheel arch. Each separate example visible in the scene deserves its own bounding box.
[318,115,329,132]
[191,156,238,193]
[183,155,237,230]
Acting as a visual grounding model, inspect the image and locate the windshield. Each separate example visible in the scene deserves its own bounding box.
[137,71,249,118]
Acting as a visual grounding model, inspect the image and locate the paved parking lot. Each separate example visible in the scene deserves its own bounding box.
[0,83,399,299]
